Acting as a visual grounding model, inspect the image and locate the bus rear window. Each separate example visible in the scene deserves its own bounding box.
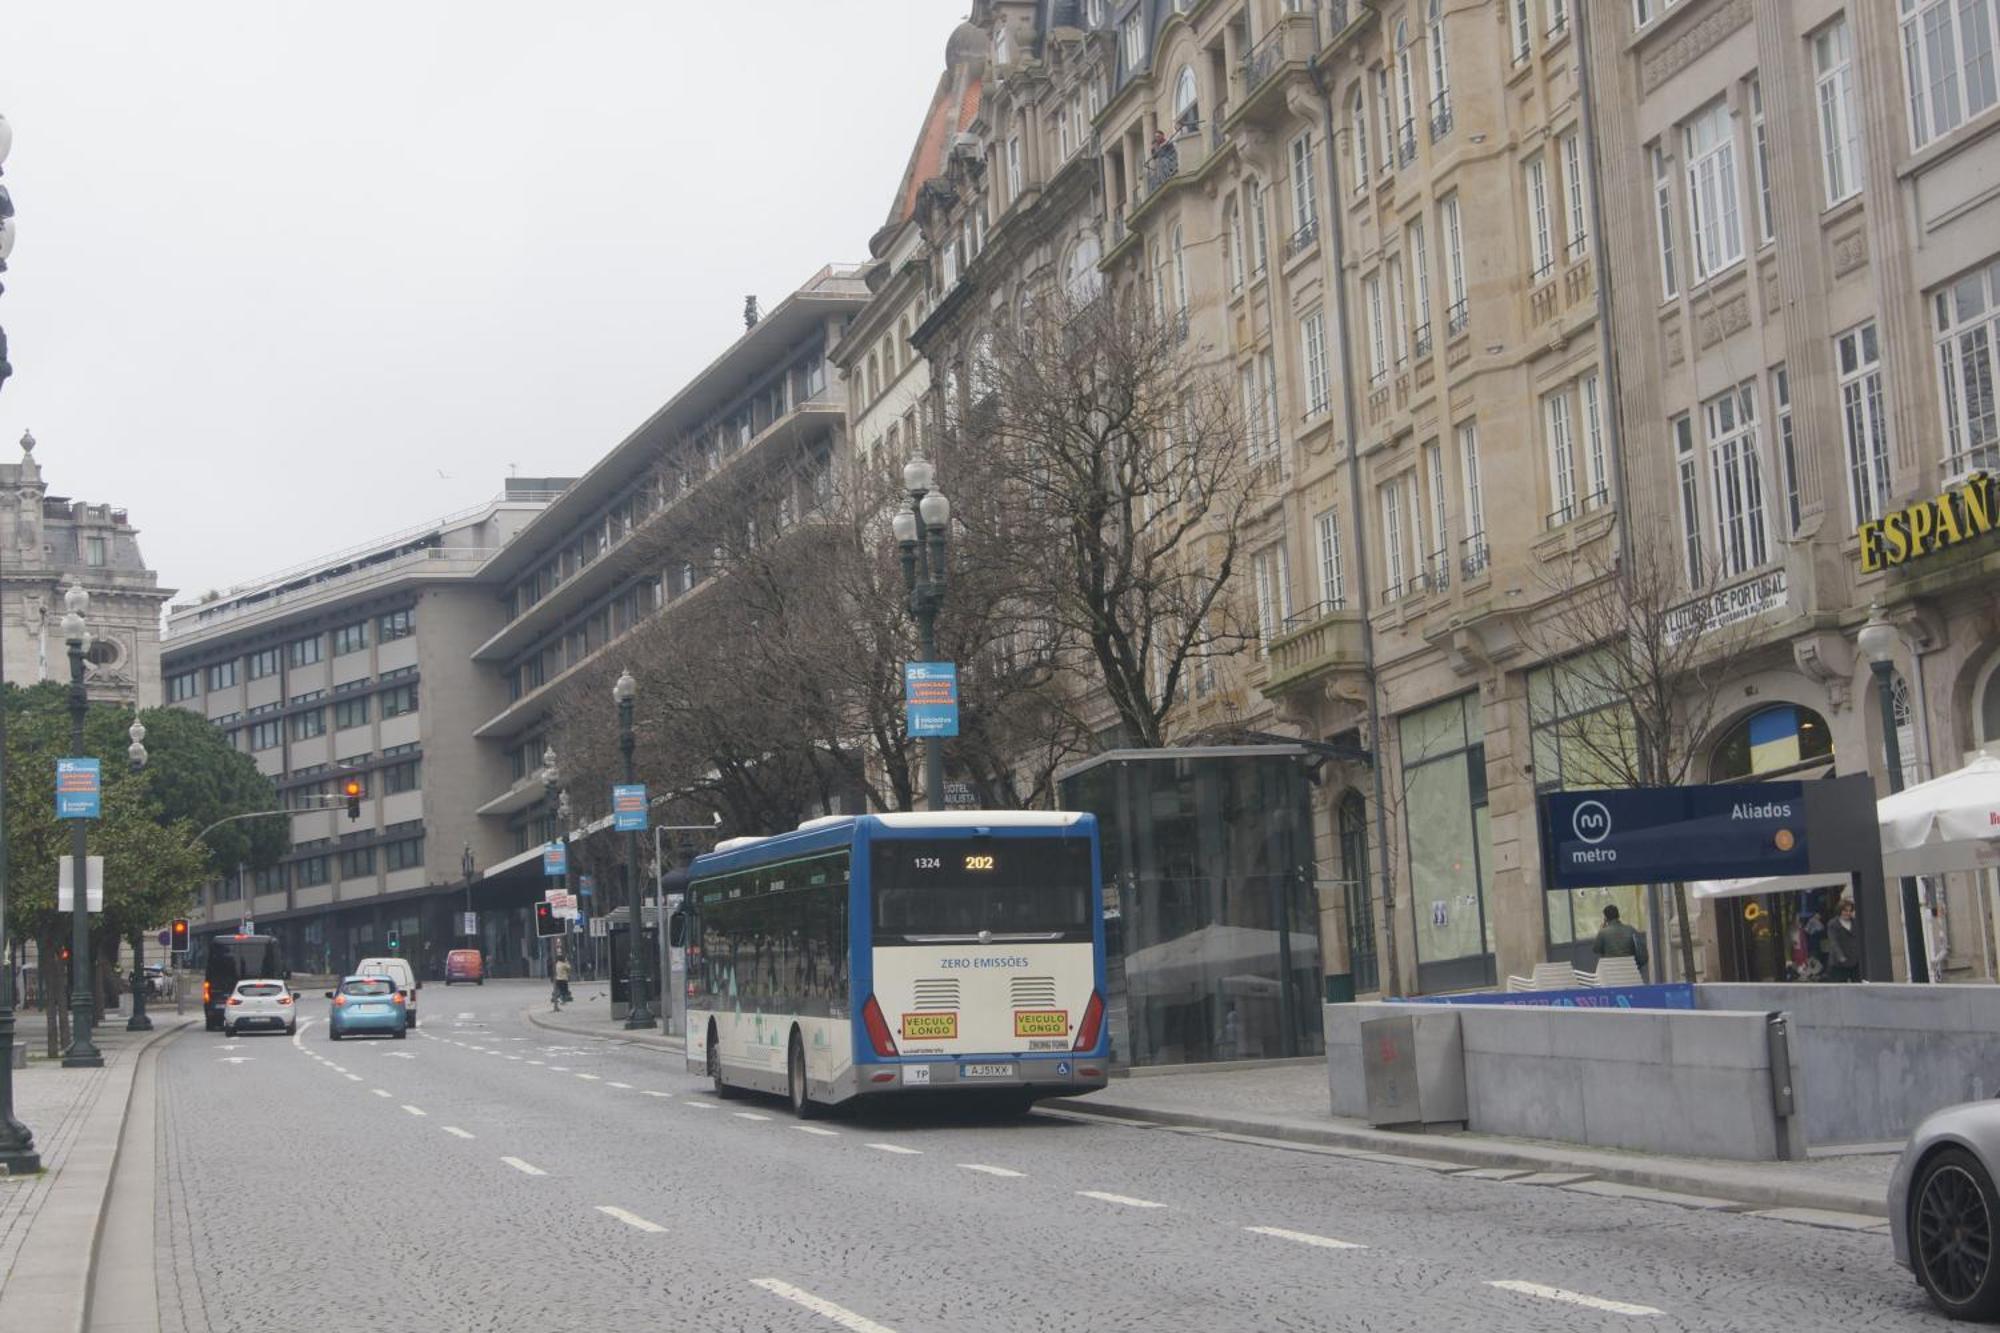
[871,838,1092,941]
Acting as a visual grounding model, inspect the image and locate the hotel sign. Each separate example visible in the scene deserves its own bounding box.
[1858,472,1997,573]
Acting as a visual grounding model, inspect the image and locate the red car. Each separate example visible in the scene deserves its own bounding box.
[443,949,484,985]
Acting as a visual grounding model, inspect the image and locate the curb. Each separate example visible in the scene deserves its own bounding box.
[1057,1097,1889,1219]
[523,1005,686,1055]
[0,1016,197,1333]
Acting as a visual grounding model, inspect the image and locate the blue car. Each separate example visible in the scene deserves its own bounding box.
[325,975,409,1040]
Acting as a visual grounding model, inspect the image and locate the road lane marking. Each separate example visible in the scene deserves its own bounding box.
[550,1066,570,1071]
[576,1073,601,1081]
[641,1090,670,1098]
[597,1205,666,1233]
[1077,1190,1165,1208]
[865,1143,921,1155]
[527,1060,545,1066]
[371,1088,392,1098]
[734,1111,772,1121]
[344,1074,362,1082]
[401,1105,427,1117]
[329,1065,347,1073]
[507,1055,522,1061]
[442,1127,475,1139]
[501,1157,546,1176]
[684,1101,718,1109]
[608,1081,632,1089]
[751,1278,898,1333]
[1487,1281,1662,1317]
[959,1164,1024,1178]
[795,1126,840,1137]
[1244,1226,1364,1250]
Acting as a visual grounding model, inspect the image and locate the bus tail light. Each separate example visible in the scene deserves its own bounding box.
[861,995,899,1058]
[1073,990,1105,1053]
[202,980,212,1005]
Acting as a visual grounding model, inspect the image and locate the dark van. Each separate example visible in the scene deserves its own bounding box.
[202,933,286,1031]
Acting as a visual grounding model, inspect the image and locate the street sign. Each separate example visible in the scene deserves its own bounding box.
[590,916,609,938]
[56,757,101,819]
[157,929,170,947]
[542,842,567,877]
[905,661,959,738]
[613,784,649,832]
[56,856,104,912]
[1540,782,1809,889]
[578,874,594,898]
[459,911,478,935]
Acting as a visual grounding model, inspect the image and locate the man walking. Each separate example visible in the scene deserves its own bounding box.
[1824,897,1862,983]
[1592,903,1649,981]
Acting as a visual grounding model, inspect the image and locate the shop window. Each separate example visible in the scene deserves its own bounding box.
[1400,694,1494,991]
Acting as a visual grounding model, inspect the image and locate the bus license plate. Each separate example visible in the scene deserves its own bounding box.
[963,1064,1015,1079]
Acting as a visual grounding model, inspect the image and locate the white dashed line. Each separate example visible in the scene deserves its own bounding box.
[1244,1226,1364,1250]
[501,1157,547,1176]
[371,1089,392,1098]
[329,1065,347,1073]
[865,1143,922,1156]
[734,1111,772,1121]
[795,1126,840,1137]
[959,1164,1024,1178]
[596,1205,666,1233]
[442,1127,475,1139]
[752,1278,898,1332]
[401,1105,427,1117]
[641,1090,670,1098]
[527,1060,545,1066]
[550,1066,570,1072]
[1487,1282,1663,1317]
[607,1081,632,1089]
[344,1074,362,1082]
[576,1073,601,1081]
[1076,1190,1165,1209]
[685,1101,718,1109]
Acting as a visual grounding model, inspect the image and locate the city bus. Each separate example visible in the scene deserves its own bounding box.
[683,811,1109,1116]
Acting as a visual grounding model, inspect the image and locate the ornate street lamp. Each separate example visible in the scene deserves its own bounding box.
[61,584,101,1066]
[614,669,651,1028]
[125,717,151,1031]
[1859,604,1930,983]
[893,459,951,810]
[0,430,40,1169]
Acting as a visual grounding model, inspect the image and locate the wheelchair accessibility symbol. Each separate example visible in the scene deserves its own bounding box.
[1057,1061,1071,1076]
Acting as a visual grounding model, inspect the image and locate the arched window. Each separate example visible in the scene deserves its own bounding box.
[1708,704,1835,781]
[1173,65,1199,130]
[1225,198,1245,292]
[883,336,897,380]
[867,351,881,403]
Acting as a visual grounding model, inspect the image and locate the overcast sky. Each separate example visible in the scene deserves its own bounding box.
[0,2,960,605]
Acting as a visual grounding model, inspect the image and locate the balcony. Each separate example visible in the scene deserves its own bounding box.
[1460,532,1491,580]
[1429,94,1453,145]
[1283,214,1319,263]
[1132,130,1214,224]
[1264,602,1367,696]
[1397,120,1417,168]
[1545,488,1611,532]
[1233,15,1318,128]
[1446,298,1469,338]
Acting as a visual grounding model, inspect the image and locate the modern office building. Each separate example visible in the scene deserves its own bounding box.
[160,479,564,972]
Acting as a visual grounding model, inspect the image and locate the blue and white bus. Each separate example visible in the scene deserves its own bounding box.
[684,811,1110,1116]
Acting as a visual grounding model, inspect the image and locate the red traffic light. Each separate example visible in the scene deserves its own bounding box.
[533,901,564,939]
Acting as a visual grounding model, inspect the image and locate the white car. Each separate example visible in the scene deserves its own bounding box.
[356,957,419,1029]
[222,979,297,1036]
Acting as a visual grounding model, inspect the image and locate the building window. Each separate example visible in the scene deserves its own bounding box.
[294,855,330,888]
[1440,194,1468,334]
[1674,414,1703,586]
[1171,223,1189,314]
[1933,258,2000,473]
[247,647,280,680]
[1227,199,1246,292]
[1749,79,1776,245]
[1401,693,1493,980]
[1424,440,1449,589]
[1427,0,1453,138]
[1364,274,1388,384]
[331,622,368,656]
[384,835,426,872]
[1559,131,1590,262]
[167,671,200,702]
[334,696,370,730]
[1544,387,1578,527]
[1314,507,1346,611]
[1302,311,1331,418]
[1634,0,1682,28]
[1005,134,1022,203]
[1388,255,1409,367]
[1580,373,1609,514]
[1546,0,1569,36]
[1252,542,1292,645]
[379,683,419,718]
[1288,131,1318,244]
[1653,145,1680,300]
[1374,66,1395,171]
[1119,9,1143,74]
[1258,349,1280,452]
[1350,86,1370,187]
[378,609,414,642]
[290,708,325,741]
[1511,0,1531,62]
[1775,365,1802,538]
[1525,155,1554,281]
[287,635,322,668]
[85,535,106,566]
[381,757,422,794]
[1247,180,1269,275]
[339,847,375,879]
[1544,373,1609,529]
[207,660,239,691]
[1407,220,1433,356]
[1458,420,1487,575]
[1380,479,1408,600]
[1838,322,1893,526]
[1684,100,1744,282]
[1901,0,2000,148]
[1704,381,1771,578]
[1394,22,1418,163]
[249,719,281,751]
[1814,17,1862,205]
[1173,65,1198,131]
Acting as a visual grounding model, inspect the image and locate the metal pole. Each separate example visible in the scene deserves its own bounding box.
[654,825,669,1035]
[1873,659,1930,983]
[125,930,150,1032]
[917,591,945,811]
[63,636,100,1066]
[621,695,651,1028]
[0,478,40,1170]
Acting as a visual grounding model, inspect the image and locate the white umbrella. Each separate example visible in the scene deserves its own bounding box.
[1878,754,2000,877]
[1688,872,1851,900]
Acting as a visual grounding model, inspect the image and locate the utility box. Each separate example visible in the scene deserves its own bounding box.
[1360,1012,1467,1130]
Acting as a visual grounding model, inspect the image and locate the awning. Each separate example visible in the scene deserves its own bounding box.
[1687,872,1853,900]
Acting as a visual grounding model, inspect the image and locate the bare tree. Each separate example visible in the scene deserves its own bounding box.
[940,286,1258,748]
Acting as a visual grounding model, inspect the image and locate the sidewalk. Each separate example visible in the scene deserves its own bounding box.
[522,984,687,1055]
[0,1010,196,1332]
[1062,1061,1895,1220]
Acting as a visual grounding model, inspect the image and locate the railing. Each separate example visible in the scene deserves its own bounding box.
[1545,488,1611,531]
[1110,208,1128,245]
[1136,132,1211,211]
[1461,533,1491,579]
[1412,322,1433,360]
[1211,106,1229,149]
[1942,446,2000,480]
[1446,298,1469,336]
[1242,23,1294,97]
[1547,12,1569,39]
[1284,598,1344,631]
[1565,230,1590,263]
[1397,121,1418,167]
[1168,307,1190,344]
[1284,214,1319,261]
[1429,94,1454,144]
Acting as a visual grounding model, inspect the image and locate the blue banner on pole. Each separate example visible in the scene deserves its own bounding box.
[542,842,567,877]
[905,662,959,738]
[613,784,649,832]
[578,874,595,898]
[56,757,101,820]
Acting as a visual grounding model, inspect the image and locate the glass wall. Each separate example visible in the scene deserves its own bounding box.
[1401,694,1495,992]
[1062,750,1323,1067]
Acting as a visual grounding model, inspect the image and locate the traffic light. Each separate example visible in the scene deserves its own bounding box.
[169,918,189,953]
[343,777,363,820]
[534,901,563,939]
[386,928,400,952]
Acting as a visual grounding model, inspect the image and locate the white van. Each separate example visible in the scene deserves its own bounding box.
[355,956,419,1029]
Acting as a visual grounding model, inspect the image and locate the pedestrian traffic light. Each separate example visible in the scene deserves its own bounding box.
[386,928,400,952]
[343,778,363,820]
[534,901,563,939]
[169,918,189,953]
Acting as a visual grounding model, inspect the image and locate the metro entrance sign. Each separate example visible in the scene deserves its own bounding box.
[1541,782,1809,889]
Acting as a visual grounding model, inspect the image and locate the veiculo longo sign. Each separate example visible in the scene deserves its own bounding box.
[1539,782,1809,889]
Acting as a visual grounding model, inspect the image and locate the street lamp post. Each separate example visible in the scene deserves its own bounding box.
[615,670,652,1029]
[892,458,951,811]
[62,584,101,1067]
[1859,605,1932,984]
[124,718,150,1031]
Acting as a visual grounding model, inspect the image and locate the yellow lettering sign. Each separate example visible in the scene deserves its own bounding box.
[1854,475,1998,572]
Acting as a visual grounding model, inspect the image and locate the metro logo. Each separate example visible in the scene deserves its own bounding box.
[900,1012,958,1040]
[1014,1010,1069,1038]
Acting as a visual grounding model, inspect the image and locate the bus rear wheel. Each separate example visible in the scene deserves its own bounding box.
[788,1031,820,1120]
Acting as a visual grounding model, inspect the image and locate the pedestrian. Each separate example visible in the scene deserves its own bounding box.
[1591,903,1649,981]
[553,952,573,1007]
[1824,897,1862,983]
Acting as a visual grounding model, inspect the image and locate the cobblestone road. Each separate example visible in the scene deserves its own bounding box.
[151,981,1944,1332]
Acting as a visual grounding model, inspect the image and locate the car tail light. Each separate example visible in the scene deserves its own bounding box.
[1073,990,1105,1053]
[277,995,293,1006]
[392,991,406,1005]
[225,996,242,1006]
[333,995,347,1007]
[861,995,898,1058]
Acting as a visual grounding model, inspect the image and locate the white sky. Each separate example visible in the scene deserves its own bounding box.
[0,1,962,603]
